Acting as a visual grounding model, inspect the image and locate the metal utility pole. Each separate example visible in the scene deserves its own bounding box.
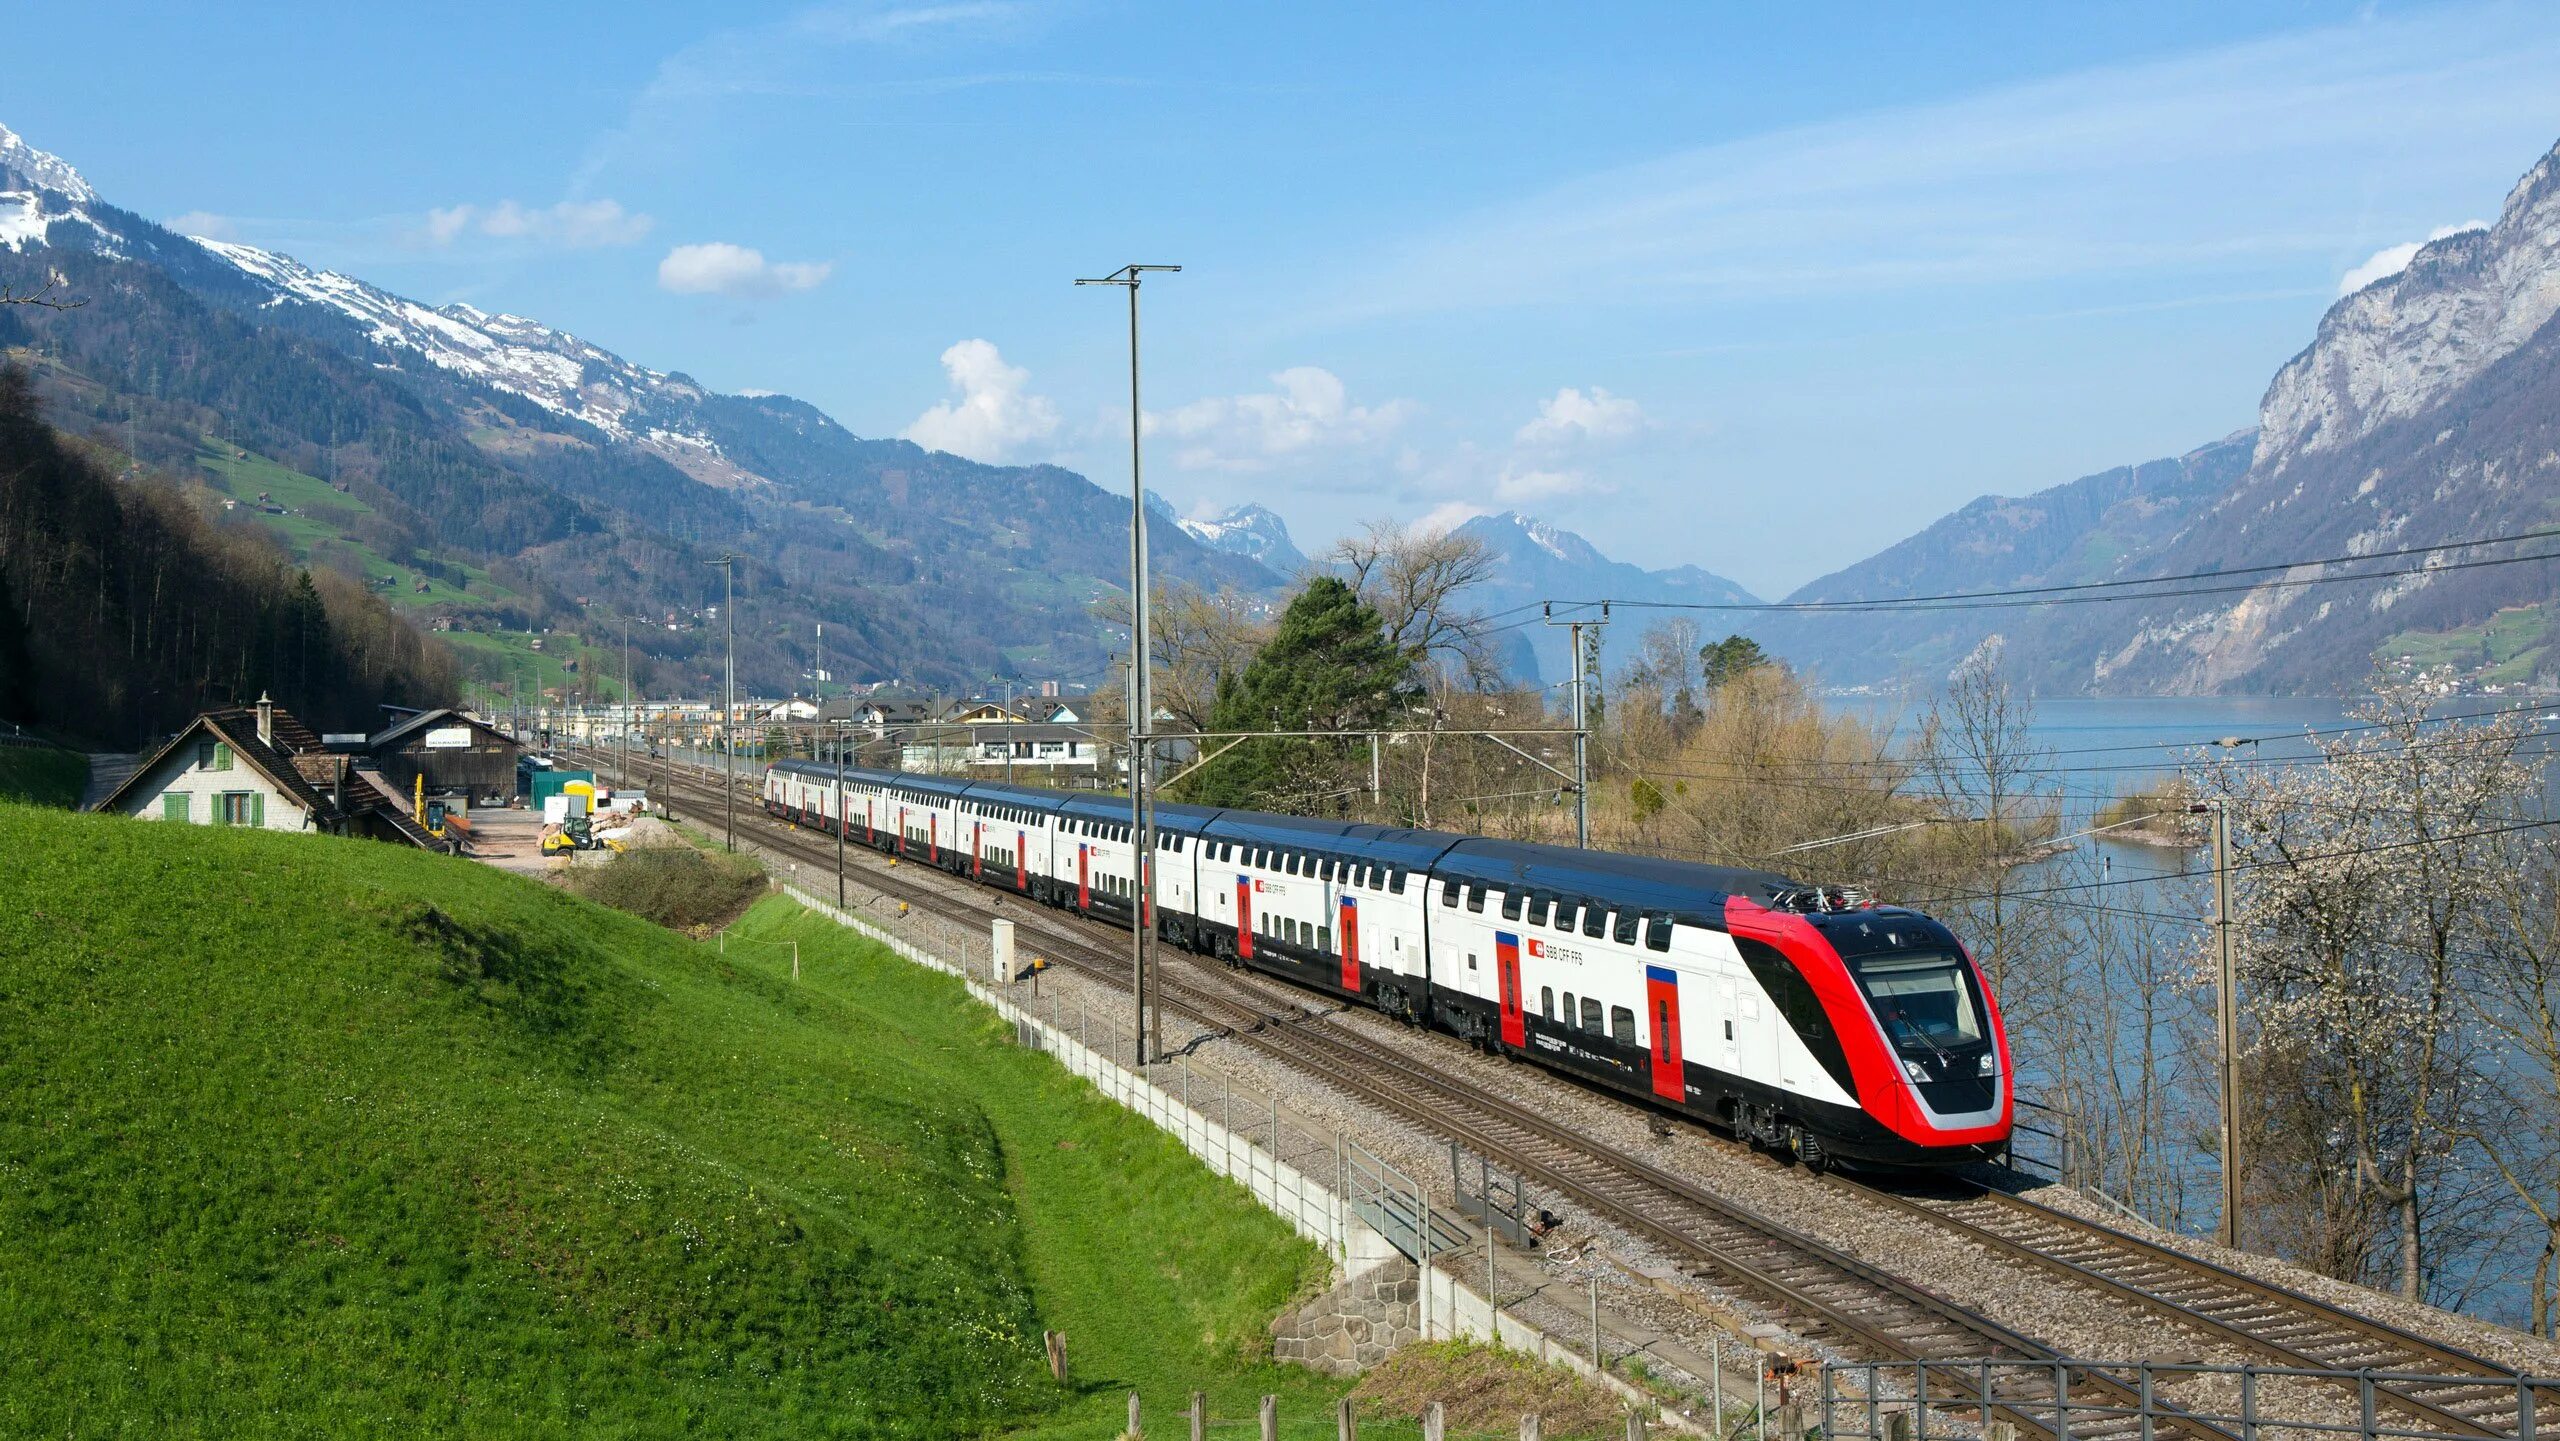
[2204,794,2244,1248]
[1543,603,1609,847]
[1077,261,1180,1066]
[1005,678,1016,783]
[704,554,743,851]
[834,720,851,911]
[620,614,633,789]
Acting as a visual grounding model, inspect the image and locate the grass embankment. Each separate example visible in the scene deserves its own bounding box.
[721,897,1352,1439]
[0,745,87,807]
[0,804,1063,1436]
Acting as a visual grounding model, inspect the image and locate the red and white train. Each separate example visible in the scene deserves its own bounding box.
[765,760,2011,1169]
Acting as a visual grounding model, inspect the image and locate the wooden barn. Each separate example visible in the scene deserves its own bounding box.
[364,709,524,806]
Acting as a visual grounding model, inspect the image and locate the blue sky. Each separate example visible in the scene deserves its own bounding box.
[17,1,2560,595]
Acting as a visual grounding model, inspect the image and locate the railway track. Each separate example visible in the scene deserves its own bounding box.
[581,748,2534,1437]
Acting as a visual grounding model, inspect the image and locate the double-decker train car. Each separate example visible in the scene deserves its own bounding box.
[764,760,2008,1169]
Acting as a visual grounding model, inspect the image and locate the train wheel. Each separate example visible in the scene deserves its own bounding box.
[1793,1129,1831,1176]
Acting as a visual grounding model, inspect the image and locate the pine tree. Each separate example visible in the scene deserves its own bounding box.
[1185,577,1417,813]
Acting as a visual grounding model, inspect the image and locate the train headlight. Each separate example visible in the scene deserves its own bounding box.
[1901,1060,1929,1084]
[1977,1052,1998,1077]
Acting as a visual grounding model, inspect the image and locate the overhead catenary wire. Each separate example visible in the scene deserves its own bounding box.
[1534,523,2560,616]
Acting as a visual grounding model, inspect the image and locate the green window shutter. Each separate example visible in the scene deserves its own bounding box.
[251,793,264,828]
[163,793,187,821]
[213,742,233,771]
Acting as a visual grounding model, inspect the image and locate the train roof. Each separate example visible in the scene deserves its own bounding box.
[1433,837,1798,922]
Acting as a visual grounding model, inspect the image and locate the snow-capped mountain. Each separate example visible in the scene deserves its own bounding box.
[1175,503,1308,575]
[0,121,114,256]
[1452,511,1760,684]
[0,117,1280,692]
[188,237,742,477]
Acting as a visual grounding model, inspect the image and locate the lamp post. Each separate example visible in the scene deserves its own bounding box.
[1077,261,1179,1066]
[704,554,744,851]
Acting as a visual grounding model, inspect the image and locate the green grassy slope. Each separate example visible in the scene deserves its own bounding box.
[0,746,87,807]
[720,899,1348,1439]
[0,805,1058,1438]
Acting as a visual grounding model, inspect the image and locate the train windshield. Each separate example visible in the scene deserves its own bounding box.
[1853,952,1985,1054]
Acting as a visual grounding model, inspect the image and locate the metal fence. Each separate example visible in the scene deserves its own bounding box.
[1820,1357,2556,1441]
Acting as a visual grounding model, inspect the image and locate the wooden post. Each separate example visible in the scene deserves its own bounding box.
[1423,1401,1445,1441]
[1625,1410,1647,1441]
[1337,1395,1356,1441]
[1886,1409,1914,1441]
[1193,1391,1207,1441]
[1044,1329,1067,1383]
[1128,1390,1142,1439]
[1522,1414,1543,1441]
[1260,1394,1278,1441]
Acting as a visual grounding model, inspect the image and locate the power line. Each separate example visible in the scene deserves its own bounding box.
[1540,525,2560,616]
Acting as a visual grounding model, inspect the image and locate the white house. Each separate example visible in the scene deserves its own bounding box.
[100,695,441,848]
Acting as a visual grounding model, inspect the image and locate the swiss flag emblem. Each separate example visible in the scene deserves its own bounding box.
[1528,938,1546,958]
[1253,878,1267,892]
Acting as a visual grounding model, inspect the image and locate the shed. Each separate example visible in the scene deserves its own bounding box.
[364,709,523,806]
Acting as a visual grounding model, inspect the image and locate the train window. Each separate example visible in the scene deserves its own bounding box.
[1644,914,1673,952]
[1317,925,1331,951]
[1441,881,1459,908]
[1465,885,1486,913]
[1581,996,1604,1032]
[1390,871,1407,894]
[1541,987,1555,1020]
[1467,952,1478,971]
[1611,1006,1636,1046]
[1554,901,1578,932]
[1526,893,1551,927]
[1613,911,1638,946]
[1562,992,1577,1026]
[1584,908,1608,939]
[1499,891,1522,920]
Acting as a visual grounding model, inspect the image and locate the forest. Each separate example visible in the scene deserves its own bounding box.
[0,365,456,746]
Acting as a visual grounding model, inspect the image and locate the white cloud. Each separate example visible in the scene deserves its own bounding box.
[1516,386,1645,446]
[657,241,834,296]
[1147,367,1413,472]
[423,198,653,249]
[902,339,1061,462]
[1493,465,1611,504]
[1414,501,1492,535]
[164,211,235,240]
[2336,220,2492,295]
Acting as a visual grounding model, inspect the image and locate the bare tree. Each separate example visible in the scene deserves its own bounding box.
[1094,581,1269,734]
[1326,517,1501,687]
[0,276,85,309]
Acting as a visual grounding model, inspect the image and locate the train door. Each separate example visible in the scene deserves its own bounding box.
[1236,876,1254,958]
[1016,829,1030,891]
[897,805,908,856]
[1493,931,1526,1047]
[972,819,983,880]
[1076,843,1091,910]
[1715,975,1739,1075]
[929,813,940,865]
[1645,965,1685,1102]
[1338,895,1361,991]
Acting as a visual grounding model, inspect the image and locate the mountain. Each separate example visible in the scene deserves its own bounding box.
[1451,512,1760,684]
[0,121,1281,701]
[1176,503,1309,575]
[1755,434,2256,687]
[1766,136,2560,696]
